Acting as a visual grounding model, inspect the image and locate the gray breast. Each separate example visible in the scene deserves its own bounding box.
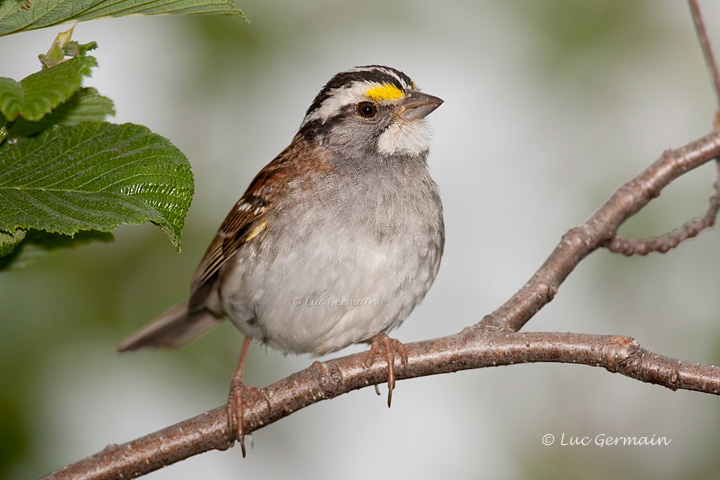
[219,160,444,355]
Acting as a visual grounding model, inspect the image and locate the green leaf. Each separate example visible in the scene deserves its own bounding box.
[0,55,97,123]
[0,229,113,270]
[0,0,247,37]
[0,122,194,249]
[0,228,26,257]
[9,87,115,137]
[38,25,77,67]
[0,77,23,122]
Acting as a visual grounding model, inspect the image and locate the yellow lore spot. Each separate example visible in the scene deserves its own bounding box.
[245,221,267,242]
[366,83,405,101]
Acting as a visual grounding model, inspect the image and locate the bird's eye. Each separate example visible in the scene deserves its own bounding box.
[357,101,378,118]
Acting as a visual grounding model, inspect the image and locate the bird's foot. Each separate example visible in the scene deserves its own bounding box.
[363,333,408,407]
[226,379,270,457]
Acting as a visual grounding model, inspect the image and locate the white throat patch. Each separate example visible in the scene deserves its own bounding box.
[377,119,431,156]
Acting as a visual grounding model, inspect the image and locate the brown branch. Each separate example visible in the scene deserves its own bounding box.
[689,0,720,116]
[607,158,720,255]
[42,129,720,480]
[605,2,720,256]
[479,129,720,332]
[44,331,720,480]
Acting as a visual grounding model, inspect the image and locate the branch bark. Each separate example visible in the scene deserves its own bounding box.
[45,331,720,480]
[43,129,720,480]
[689,0,720,114]
[480,130,720,332]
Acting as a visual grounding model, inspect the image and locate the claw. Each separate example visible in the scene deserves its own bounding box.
[364,333,408,407]
[227,336,272,457]
[227,379,248,456]
[227,378,270,457]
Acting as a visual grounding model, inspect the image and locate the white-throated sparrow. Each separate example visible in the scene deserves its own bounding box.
[118,65,444,454]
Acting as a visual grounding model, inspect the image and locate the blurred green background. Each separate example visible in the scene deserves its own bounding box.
[2,1,720,478]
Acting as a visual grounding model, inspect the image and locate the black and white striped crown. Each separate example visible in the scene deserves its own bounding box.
[300,65,417,129]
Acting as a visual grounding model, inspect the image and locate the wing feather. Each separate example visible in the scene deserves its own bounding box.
[188,151,294,302]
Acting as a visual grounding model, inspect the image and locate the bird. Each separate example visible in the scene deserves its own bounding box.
[118,65,445,455]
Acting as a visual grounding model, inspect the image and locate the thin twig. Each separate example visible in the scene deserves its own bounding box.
[43,331,720,480]
[603,2,720,255]
[599,2,720,256]
[689,0,720,112]
[607,159,720,255]
[479,130,720,332]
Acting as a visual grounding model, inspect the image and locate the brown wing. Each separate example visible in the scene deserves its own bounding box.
[187,147,295,308]
[187,136,335,310]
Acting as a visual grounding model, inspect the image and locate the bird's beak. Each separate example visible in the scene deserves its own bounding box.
[399,91,444,121]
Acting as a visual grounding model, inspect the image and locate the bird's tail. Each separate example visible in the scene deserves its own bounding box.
[117,302,223,352]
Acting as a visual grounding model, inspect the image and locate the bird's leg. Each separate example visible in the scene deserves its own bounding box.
[363,333,408,407]
[227,336,266,457]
